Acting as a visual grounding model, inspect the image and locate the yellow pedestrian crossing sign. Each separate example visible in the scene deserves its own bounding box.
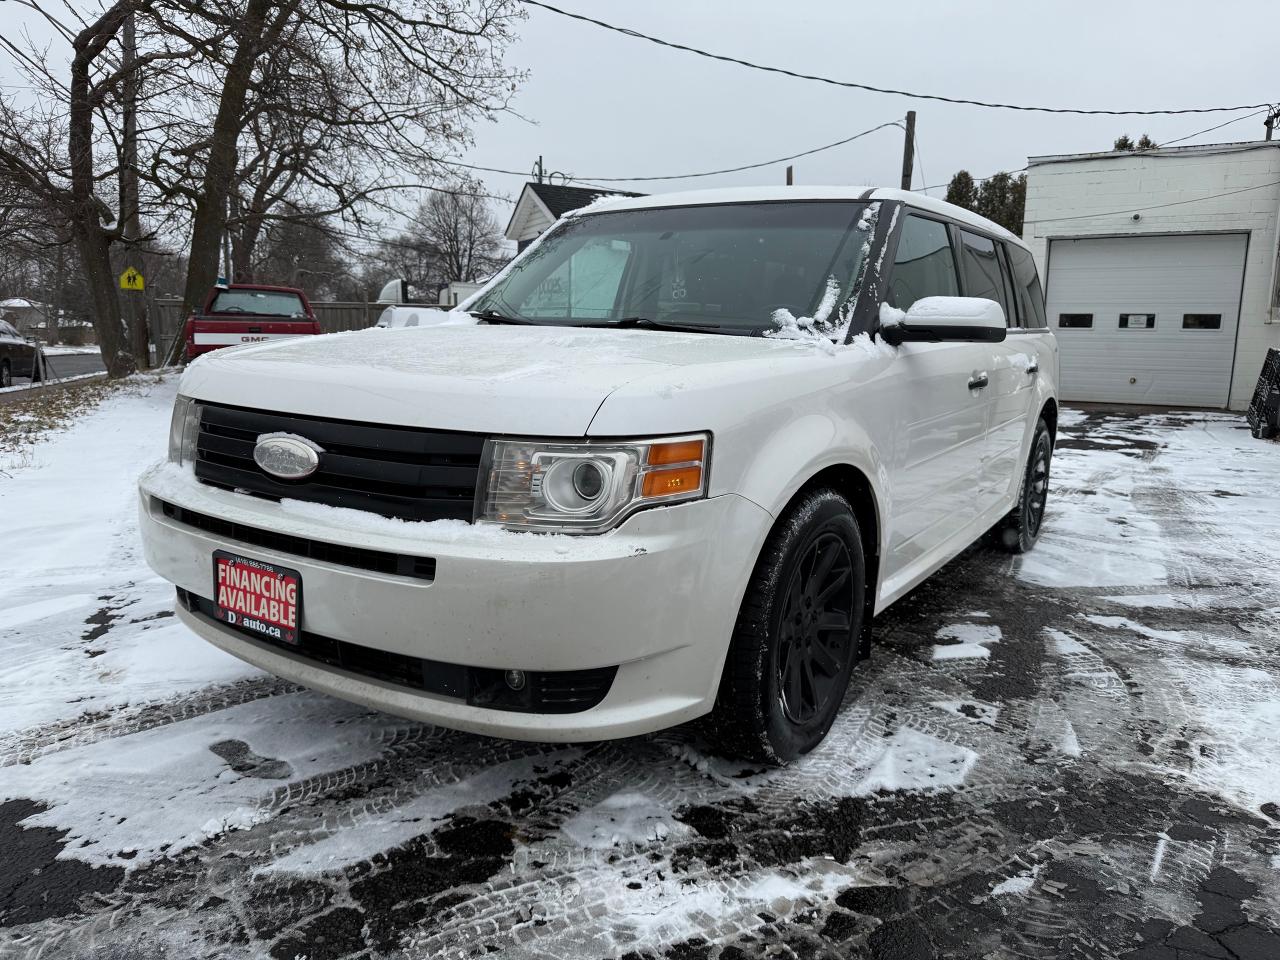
[120,267,145,291]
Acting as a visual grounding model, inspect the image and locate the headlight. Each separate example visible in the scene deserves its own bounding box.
[475,434,709,533]
[168,396,201,465]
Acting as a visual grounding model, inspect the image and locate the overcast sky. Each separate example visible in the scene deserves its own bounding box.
[2,0,1275,230]
[471,0,1274,207]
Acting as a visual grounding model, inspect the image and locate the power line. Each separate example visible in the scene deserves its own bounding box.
[441,120,903,185]
[520,0,1270,117]
[570,120,904,182]
[1154,108,1270,147]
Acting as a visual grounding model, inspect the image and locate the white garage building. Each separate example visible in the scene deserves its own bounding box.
[1022,141,1280,409]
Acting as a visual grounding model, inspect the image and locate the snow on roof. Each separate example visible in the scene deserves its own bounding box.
[570,185,1028,248]
[0,297,42,308]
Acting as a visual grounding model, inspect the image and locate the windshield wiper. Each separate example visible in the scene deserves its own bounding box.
[582,316,722,334]
[469,309,541,326]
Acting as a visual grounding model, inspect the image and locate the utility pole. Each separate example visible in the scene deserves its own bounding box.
[121,8,149,368]
[900,110,916,191]
[786,164,793,186]
[1266,107,1280,141]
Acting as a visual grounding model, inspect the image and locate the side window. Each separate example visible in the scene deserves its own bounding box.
[1006,244,1048,329]
[958,230,1014,324]
[517,238,632,320]
[888,215,959,311]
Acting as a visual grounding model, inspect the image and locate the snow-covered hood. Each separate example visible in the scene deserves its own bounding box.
[178,324,844,435]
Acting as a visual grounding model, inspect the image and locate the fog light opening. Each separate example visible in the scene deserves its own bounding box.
[505,669,527,691]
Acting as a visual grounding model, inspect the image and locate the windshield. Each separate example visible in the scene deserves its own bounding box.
[469,201,877,336]
[209,289,307,318]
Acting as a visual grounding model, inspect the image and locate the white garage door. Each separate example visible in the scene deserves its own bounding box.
[1046,233,1246,407]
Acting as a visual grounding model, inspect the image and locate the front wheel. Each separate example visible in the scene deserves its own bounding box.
[712,489,867,763]
[0,361,11,388]
[997,418,1053,553]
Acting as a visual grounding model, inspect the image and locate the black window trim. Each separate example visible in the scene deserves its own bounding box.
[854,201,1048,341]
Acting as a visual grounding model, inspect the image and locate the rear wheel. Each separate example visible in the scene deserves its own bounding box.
[997,418,1052,553]
[712,489,867,763]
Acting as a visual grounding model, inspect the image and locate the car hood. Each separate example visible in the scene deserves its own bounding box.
[178,324,827,435]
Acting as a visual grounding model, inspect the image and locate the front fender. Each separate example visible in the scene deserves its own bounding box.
[734,411,890,562]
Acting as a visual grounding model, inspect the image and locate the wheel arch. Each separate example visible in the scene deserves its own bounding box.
[1040,396,1059,444]
[775,463,881,657]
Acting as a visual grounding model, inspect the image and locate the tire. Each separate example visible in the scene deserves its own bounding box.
[1252,419,1276,440]
[712,489,867,764]
[997,418,1053,553]
[0,361,11,388]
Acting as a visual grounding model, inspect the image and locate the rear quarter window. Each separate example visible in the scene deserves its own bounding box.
[1006,245,1048,328]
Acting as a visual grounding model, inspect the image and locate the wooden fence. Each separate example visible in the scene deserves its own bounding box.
[151,299,382,363]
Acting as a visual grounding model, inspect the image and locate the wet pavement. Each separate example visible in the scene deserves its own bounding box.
[2,406,1279,959]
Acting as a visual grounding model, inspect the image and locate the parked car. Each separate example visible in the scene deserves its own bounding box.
[140,187,1058,762]
[0,320,44,387]
[182,284,321,362]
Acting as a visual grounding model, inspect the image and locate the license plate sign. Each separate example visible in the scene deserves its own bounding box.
[213,551,301,644]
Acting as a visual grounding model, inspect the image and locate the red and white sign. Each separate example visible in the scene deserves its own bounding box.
[213,552,301,644]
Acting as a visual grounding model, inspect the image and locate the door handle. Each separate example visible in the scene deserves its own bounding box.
[1025,363,1039,375]
[968,372,990,390]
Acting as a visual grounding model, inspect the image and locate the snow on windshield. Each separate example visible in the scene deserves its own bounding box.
[765,205,881,351]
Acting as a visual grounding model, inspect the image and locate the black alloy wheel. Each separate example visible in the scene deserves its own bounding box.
[713,489,867,763]
[998,417,1053,553]
[776,532,855,725]
[1025,432,1051,537]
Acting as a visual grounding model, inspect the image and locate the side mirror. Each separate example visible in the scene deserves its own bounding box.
[879,296,1007,345]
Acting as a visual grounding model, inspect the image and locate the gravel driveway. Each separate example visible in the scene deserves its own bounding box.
[2,390,1278,959]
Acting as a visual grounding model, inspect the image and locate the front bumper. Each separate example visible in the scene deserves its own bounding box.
[138,462,772,741]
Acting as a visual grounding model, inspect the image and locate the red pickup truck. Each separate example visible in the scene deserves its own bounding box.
[183,284,321,361]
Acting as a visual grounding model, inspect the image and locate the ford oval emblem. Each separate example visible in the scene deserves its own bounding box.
[253,433,322,480]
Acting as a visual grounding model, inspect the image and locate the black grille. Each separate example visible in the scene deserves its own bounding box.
[179,590,616,714]
[157,499,435,581]
[194,402,486,522]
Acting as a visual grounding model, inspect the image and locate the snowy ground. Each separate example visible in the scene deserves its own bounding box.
[2,380,1279,959]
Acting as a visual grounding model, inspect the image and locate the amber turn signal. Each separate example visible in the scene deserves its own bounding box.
[647,438,705,466]
[642,465,703,498]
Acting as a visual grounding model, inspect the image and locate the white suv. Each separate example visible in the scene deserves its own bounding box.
[139,187,1057,762]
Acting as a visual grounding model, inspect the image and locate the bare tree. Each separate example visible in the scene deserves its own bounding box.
[0,0,522,375]
[412,177,506,284]
[155,0,524,314]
